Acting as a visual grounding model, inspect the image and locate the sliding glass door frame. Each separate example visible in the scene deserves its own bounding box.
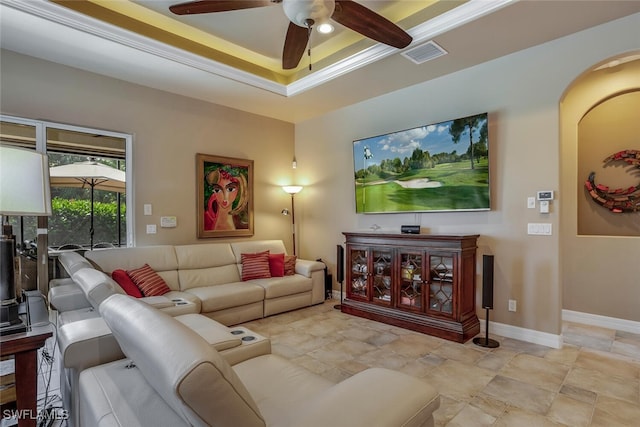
[2,114,134,292]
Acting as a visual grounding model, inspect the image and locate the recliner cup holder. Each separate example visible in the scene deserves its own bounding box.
[230,330,245,335]
[241,336,256,342]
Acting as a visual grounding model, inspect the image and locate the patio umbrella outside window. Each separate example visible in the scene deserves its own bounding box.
[49,159,125,249]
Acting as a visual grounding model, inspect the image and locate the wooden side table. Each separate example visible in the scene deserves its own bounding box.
[0,324,53,427]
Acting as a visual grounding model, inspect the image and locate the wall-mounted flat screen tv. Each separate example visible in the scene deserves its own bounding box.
[353,112,489,213]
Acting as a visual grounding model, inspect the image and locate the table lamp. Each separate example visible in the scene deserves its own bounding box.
[0,146,52,335]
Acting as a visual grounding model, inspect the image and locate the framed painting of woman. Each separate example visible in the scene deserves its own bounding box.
[196,153,254,238]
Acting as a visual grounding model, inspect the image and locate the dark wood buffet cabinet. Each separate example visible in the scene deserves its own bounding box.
[341,232,480,343]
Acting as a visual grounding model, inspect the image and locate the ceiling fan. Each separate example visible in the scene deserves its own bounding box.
[169,0,413,70]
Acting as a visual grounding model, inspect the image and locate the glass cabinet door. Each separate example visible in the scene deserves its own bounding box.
[428,254,454,315]
[371,249,392,304]
[397,251,423,311]
[349,248,369,299]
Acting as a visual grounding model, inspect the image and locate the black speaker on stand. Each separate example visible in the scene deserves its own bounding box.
[334,245,344,310]
[473,254,499,348]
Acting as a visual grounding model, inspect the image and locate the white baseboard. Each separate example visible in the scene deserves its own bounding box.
[479,320,563,349]
[333,290,563,348]
[562,309,640,334]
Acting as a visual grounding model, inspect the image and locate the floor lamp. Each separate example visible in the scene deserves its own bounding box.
[282,186,302,256]
[0,146,52,335]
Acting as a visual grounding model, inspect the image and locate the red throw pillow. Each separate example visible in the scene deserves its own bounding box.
[284,255,297,276]
[241,251,271,281]
[269,253,285,277]
[127,264,171,296]
[112,269,143,298]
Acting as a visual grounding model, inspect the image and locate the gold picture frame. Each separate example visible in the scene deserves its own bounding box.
[196,153,254,238]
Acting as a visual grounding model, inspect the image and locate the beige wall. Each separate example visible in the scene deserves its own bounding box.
[0,50,297,251]
[294,13,640,334]
[561,57,640,322]
[1,12,638,336]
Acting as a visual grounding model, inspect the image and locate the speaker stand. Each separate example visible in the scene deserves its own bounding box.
[333,279,343,310]
[473,307,499,348]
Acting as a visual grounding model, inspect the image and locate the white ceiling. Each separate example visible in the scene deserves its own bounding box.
[1,0,639,123]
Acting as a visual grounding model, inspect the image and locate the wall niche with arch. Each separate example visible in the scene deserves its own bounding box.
[577,89,640,236]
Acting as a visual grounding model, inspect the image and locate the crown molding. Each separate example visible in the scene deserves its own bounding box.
[3,0,514,98]
[288,0,514,96]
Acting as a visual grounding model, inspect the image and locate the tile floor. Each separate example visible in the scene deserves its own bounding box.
[7,300,639,427]
[241,301,640,427]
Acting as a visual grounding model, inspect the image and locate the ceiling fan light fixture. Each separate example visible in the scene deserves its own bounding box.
[317,23,334,34]
[283,0,335,28]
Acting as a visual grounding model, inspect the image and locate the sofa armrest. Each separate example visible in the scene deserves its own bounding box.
[284,368,439,427]
[294,259,325,278]
[58,317,124,371]
[141,295,175,309]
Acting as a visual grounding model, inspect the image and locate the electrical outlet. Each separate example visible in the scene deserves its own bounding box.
[508,299,517,312]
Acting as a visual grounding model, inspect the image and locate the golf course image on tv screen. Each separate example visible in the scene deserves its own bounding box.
[353,112,490,213]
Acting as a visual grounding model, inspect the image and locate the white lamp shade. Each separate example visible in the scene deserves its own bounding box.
[282,185,303,194]
[0,146,52,216]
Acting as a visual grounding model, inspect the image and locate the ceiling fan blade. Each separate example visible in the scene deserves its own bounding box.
[282,22,310,70]
[333,0,412,49]
[169,0,275,15]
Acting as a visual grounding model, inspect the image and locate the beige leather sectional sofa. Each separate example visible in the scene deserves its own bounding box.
[83,239,327,324]
[81,294,440,427]
[49,240,328,425]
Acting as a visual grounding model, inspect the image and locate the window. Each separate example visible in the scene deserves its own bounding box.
[0,116,133,252]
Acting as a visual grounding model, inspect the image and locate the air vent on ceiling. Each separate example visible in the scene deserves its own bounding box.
[401,40,447,65]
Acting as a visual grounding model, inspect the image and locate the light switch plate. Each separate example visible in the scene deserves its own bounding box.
[527,223,552,235]
[143,204,152,215]
[160,216,177,228]
[527,197,536,209]
[146,224,157,234]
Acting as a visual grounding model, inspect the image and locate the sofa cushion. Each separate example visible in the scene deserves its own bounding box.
[268,253,285,277]
[241,251,271,281]
[73,268,126,309]
[233,354,334,424]
[230,240,287,264]
[186,282,264,313]
[284,255,297,276]
[174,243,237,270]
[85,245,181,290]
[112,269,143,298]
[128,264,171,296]
[100,294,265,427]
[175,244,241,291]
[250,275,313,299]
